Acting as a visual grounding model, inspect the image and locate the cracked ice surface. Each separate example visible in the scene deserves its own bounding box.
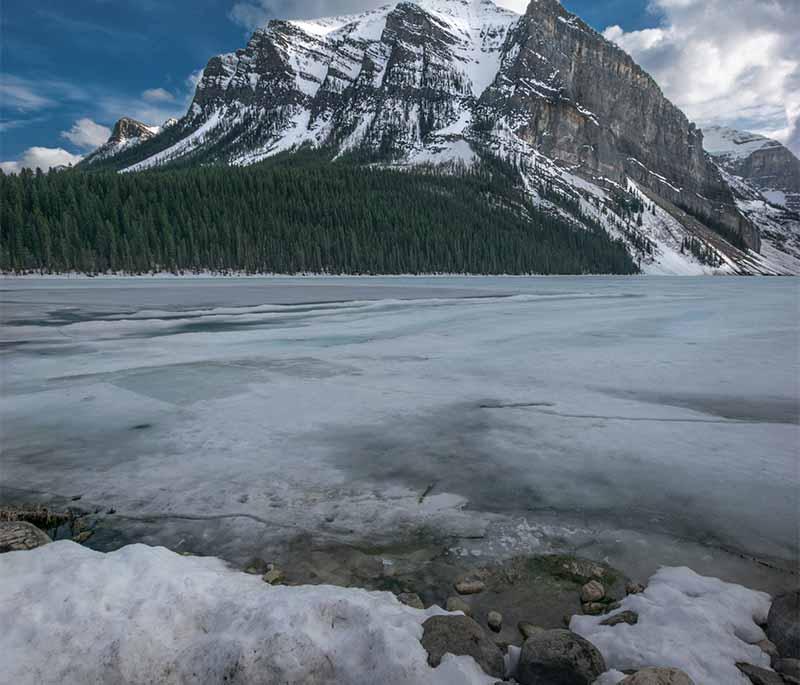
[1,276,797,589]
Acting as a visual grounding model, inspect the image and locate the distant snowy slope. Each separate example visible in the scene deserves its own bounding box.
[703,126,781,161]
[704,125,800,273]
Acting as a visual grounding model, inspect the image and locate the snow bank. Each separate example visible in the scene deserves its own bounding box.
[0,542,495,685]
[571,567,773,685]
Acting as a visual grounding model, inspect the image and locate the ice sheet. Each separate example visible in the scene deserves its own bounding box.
[1,276,798,589]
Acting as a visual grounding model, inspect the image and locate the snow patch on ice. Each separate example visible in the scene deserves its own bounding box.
[571,566,773,685]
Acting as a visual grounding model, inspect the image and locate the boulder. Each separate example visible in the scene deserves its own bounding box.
[601,610,639,626]
[620,668,695,684]
[488,611,503,633]
[421,615,505,678]
[767,591,799,658]
[516,629,606,685]
[0,521,51,553]
[626,582,646,595]
[581,580,605,603]
[446,596,472,616]
[775,658,800,680]
[735,662,784,685]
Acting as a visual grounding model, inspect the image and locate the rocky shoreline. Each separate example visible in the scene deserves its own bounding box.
[1,504,798,685]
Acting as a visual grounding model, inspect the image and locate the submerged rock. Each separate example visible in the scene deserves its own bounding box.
[488,611,503,633]
[397,592,424,609]
[582,602,606,616]
[600,610,639,627]
[767,591,800,658]
[421,615,505,678]
[262,563,284,585]
[446,596,472,616]
[455,579,486,595]
[0,521,51,553]
[580,580,605,603]
[621,667,695,684]
[518,622,545,640]
[516,629,605,685]
[72,531,93,544]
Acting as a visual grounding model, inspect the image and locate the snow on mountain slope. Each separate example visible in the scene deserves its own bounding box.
[85,0,799,275]
[704,126,800,274]
[703,126,781,161]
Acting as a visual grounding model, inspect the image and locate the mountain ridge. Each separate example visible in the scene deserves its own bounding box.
[78,0,800,275]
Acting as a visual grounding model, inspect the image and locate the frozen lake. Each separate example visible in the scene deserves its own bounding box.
[1,276,798,591]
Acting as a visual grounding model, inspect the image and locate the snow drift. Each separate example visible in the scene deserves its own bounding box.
[571,566,774,685]
[0,542,493,685]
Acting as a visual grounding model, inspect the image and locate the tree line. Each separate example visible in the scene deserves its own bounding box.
[0,158,638,275]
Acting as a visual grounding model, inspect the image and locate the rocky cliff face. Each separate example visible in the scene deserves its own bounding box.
[83,0,800,274]
[703,126,800,269]
[704,126,800,213]
[83,117,159,165]
[478,0,757,250]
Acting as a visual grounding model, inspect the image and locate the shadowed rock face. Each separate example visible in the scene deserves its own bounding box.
[109,118,156,144]
[479,0,758,250]
[705,126,800,214]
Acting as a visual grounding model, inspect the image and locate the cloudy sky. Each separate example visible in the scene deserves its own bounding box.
[1,0,798,171]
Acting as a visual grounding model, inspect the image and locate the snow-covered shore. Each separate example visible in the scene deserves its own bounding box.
[0,541,781,685]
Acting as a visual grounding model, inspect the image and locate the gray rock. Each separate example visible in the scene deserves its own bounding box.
[601,610,639,626]
[397,592,424,610]
[620,668,695,684]
[516,629,606,685]
[775,659,800,679]
[580,580,605,603]
[768,591,800,658]
[421,615,505,678]
[519,622,545,639]
[446,596,473,616]
[756,639,779,661]
[0,521,51,553]
[455,579,486,595]
[626,582,645,595]
[735,662,785,685]
[488,611,503,633]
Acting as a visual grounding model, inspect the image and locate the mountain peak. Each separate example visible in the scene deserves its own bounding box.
[76,0,800,274]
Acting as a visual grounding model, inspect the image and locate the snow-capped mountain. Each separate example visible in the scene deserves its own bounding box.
[704,125,800,212]
[83,0,800,275]
[82,117,163,165]
[703,125,800,271]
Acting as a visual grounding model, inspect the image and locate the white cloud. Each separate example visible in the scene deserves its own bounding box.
[61,118,111,149]
[602,0,800,149]
[1,147,83,174]
[0,77,54,111]
[142,87,175,102]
